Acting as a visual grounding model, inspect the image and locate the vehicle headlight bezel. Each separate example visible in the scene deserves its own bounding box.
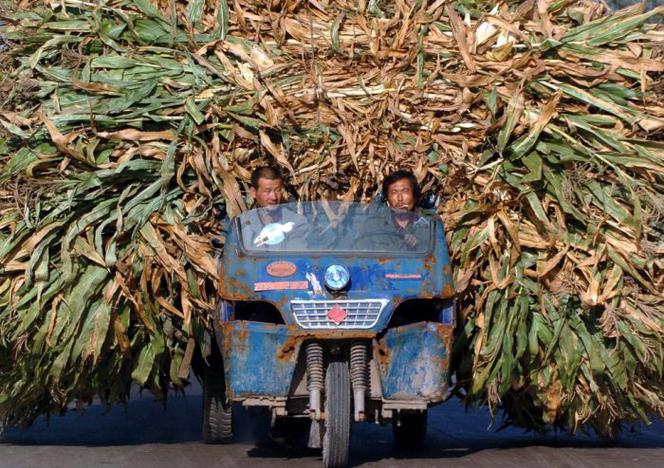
[324,264,350,291]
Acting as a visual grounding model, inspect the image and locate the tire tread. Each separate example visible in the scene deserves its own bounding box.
[323,359,351,467]
[202,363,233,444]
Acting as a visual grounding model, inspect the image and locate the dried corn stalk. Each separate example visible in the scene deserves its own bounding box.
[0,1,662,434]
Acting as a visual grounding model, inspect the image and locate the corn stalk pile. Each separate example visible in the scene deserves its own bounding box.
[0,0,663,435]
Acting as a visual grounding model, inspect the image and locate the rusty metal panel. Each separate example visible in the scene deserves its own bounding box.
[217,220,454,331]
[376,322,453,402]
[221,321,301,399]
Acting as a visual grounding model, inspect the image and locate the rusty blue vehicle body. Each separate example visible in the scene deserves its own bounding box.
[203,201,454,466]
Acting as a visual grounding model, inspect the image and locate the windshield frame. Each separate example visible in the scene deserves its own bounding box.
[233,201,436,258]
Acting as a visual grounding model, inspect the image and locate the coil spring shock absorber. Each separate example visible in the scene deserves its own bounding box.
[350,340,369,421]
[306,341,324,420]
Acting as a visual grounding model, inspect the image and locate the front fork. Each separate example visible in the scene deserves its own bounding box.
[305,340,370,423]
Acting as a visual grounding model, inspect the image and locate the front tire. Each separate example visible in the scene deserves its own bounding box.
[202,351,233,444]
[322,359,351,468]
[392,410,427,449]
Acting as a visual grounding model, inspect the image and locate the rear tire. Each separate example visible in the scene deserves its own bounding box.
[393,410,427,450]
[202,349,233,444]
[322,359,351,468]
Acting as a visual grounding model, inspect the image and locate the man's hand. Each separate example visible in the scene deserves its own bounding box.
[404,233,418,247]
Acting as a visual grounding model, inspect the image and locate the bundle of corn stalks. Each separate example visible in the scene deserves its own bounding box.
[0,0,662,435]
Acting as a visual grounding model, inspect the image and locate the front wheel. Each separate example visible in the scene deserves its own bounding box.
[392,410,427,449]
[322,359,351,468]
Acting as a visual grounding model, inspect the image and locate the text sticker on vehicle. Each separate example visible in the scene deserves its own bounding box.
[385,273,422,280]
[266,261,297,277]
[254,281,309,291]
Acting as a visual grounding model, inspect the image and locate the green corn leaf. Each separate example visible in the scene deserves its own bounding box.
[131,342,156,386]
[542,81,636,123]
[216,0,229,40]
[186,0,205,28]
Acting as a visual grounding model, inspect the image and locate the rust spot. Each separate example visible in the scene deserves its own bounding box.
[434,323,455,359]
[277,334,300,361]
[276,327,377,362]
[428,352,449,372]
[441,283,455,298]
[423,255,435,270]
[219,275,253,301]
[443,265,452,275]
[237,321,249,343]
[221,322,234,357]
[235,269,245,276]
[434,323,454,339]
[374,338,391,369]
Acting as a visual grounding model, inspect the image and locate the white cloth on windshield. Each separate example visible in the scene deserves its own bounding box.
[239,207,307,250]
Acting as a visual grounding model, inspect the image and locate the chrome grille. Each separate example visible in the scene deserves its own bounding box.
[291,299,389,329]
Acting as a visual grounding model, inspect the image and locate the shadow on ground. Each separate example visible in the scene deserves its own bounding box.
[2,379,663,467]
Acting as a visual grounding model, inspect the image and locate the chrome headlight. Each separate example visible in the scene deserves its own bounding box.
[324,265,350,291]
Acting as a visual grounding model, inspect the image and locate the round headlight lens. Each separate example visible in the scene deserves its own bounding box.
[324,265,350,291]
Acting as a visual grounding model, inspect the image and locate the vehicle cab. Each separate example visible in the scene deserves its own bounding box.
[204,201,455,467]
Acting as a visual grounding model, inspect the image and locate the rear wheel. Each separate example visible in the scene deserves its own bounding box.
[322,359,351,468]
[393,410,427,450]
[202,346,233,444]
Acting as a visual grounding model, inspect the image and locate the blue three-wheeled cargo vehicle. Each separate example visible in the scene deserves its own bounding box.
[204,201,455,467]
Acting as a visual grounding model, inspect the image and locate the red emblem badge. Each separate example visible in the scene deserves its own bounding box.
[327,305,348,325]
[266,261,297,277]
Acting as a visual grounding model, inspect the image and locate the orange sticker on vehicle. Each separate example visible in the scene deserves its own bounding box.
[254,281,309,291]
[266,261,297,277]
[385,273,422,280]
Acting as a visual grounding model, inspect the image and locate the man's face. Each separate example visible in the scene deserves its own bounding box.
[386,178,416,212]
[251,177,283,208]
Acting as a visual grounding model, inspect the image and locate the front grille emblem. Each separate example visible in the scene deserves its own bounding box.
[327,305,348,325]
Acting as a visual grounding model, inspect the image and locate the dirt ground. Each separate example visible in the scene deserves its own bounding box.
[1,381,662,468]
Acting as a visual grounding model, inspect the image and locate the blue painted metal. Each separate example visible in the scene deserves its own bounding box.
[439,299,455,325]
[220,321,300,398]
[218,218,454,331]
[215,201,456,406]
[377,322,452,401]
[217,300,232,322]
